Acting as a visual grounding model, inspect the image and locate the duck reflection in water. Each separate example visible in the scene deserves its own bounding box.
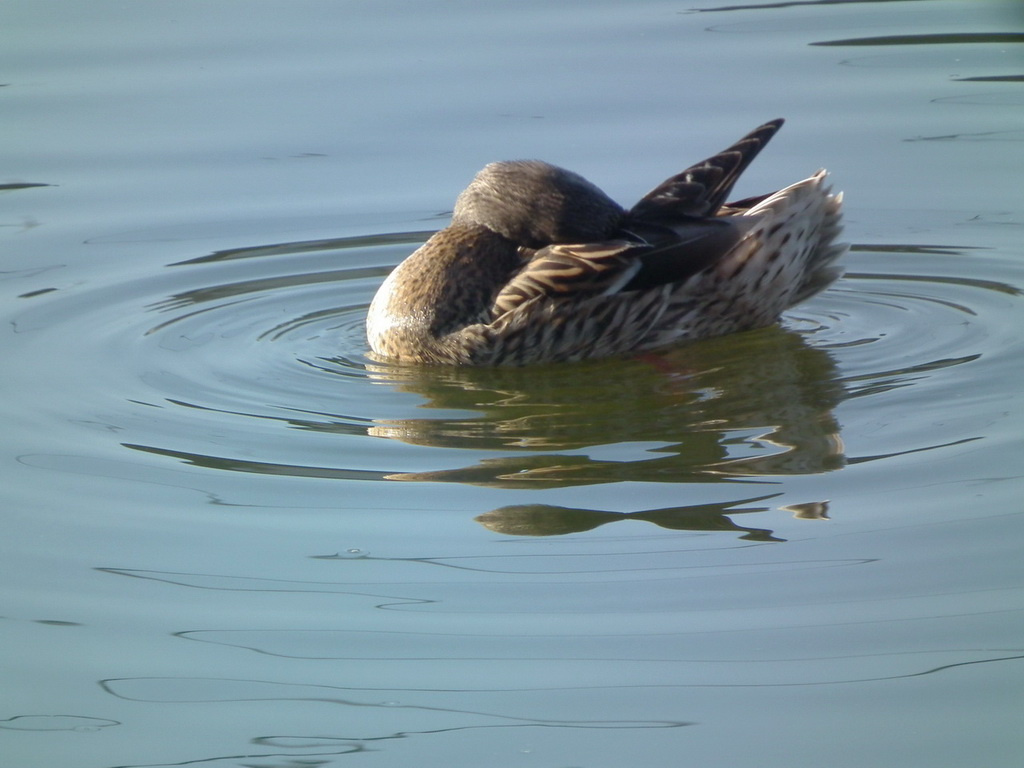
[475,497,830,542]
[364,324,844,539]
[366,325,845,484]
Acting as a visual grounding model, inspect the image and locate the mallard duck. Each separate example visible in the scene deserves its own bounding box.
[367,118,845,365]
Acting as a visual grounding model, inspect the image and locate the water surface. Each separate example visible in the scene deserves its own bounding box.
[3,1,1024,766]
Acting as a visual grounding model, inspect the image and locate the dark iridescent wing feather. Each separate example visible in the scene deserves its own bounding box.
[628,118,785,223]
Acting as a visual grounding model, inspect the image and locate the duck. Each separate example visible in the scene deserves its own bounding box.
[366,118,846,366]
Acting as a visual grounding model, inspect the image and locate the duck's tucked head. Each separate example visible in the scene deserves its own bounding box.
[452,160,625,249]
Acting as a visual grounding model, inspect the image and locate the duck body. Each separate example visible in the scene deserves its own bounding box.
[367,119,846,365]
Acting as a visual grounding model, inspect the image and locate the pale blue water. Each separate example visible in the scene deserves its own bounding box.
[3,1,1024,766]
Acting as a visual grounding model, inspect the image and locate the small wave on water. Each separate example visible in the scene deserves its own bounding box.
[9,228,1017,502]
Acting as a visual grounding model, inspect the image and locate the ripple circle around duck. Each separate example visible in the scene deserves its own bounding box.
[13,234,1016,481]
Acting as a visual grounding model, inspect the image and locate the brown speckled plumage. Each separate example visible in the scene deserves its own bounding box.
[366,119,846,365]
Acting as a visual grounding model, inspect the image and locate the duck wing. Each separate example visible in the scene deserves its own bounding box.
[628,118,784,222]
[491,240,650,319]
[620,218,758,292]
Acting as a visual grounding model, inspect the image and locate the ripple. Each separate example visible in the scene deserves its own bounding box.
[790,246,1018,392]
[0,715,119,732]
[7,231,1019,491]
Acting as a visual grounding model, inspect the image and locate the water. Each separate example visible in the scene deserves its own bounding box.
[3,1,1023,766]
